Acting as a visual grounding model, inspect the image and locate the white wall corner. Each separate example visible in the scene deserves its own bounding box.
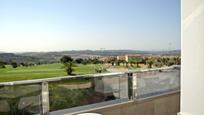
[177,113,187,115]
[177,112,182,115]
[178,113,192,115]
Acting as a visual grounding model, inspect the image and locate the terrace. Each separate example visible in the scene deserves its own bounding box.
[0,65,180,115]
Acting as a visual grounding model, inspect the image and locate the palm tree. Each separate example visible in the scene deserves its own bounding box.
[147,60,154,68]
[173,57,181,65]
[161,57,169,66]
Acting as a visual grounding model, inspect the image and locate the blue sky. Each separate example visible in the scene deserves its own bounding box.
[0,0,180,52]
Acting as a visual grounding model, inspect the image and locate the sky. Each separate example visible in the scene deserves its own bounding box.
[0,0,180,52]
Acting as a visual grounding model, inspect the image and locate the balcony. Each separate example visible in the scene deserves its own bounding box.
[0,66,180,115]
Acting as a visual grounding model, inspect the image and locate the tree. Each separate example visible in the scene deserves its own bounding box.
[154,62,162,68]
[135,59,141,68]
[60,56,74,75]
[20,62,26,67]
[173,57,181,65]
[109,58,116,66]
[0,61,6,69]
[24,63,29,67]
[141,58,148,65]
[147,60,154,68]
[11,62,18,68]
[29,63,35,67]
[161,57,170,66]
[129,59,135,67]
[128,59,141,68]
[92,58,101,64]
[36,62,42,65]
[154,58,163,68]
[116,60,121,66]
[167,58,175,66]
[120,60,126,66]
[111,61,115,66]
[95,66,107,73]
[75,58,83,64]
[82,59,88,65]
[64,63,74,75]
[60,56,73,64]
[0,65,5,69]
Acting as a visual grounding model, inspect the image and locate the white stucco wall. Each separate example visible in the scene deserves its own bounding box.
[181,0,204,115]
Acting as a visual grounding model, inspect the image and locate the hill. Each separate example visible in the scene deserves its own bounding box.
[19,50,181,59]
[0,50,181,63]
[0,53,40,63]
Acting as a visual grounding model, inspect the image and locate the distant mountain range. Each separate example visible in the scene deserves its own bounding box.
[0,53,40,63]
[0,50,180,63]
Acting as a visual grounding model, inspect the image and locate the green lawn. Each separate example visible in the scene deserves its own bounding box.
[0,63,101,82]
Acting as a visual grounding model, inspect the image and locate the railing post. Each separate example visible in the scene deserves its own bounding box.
[127,73,132,99]
[119,75,121,98]
[132,73,138,99]
[41,82,50,115]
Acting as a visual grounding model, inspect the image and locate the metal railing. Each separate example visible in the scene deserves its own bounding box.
[0,65,180,115]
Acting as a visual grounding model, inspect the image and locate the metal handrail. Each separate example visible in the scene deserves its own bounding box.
[0,65,180,86]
